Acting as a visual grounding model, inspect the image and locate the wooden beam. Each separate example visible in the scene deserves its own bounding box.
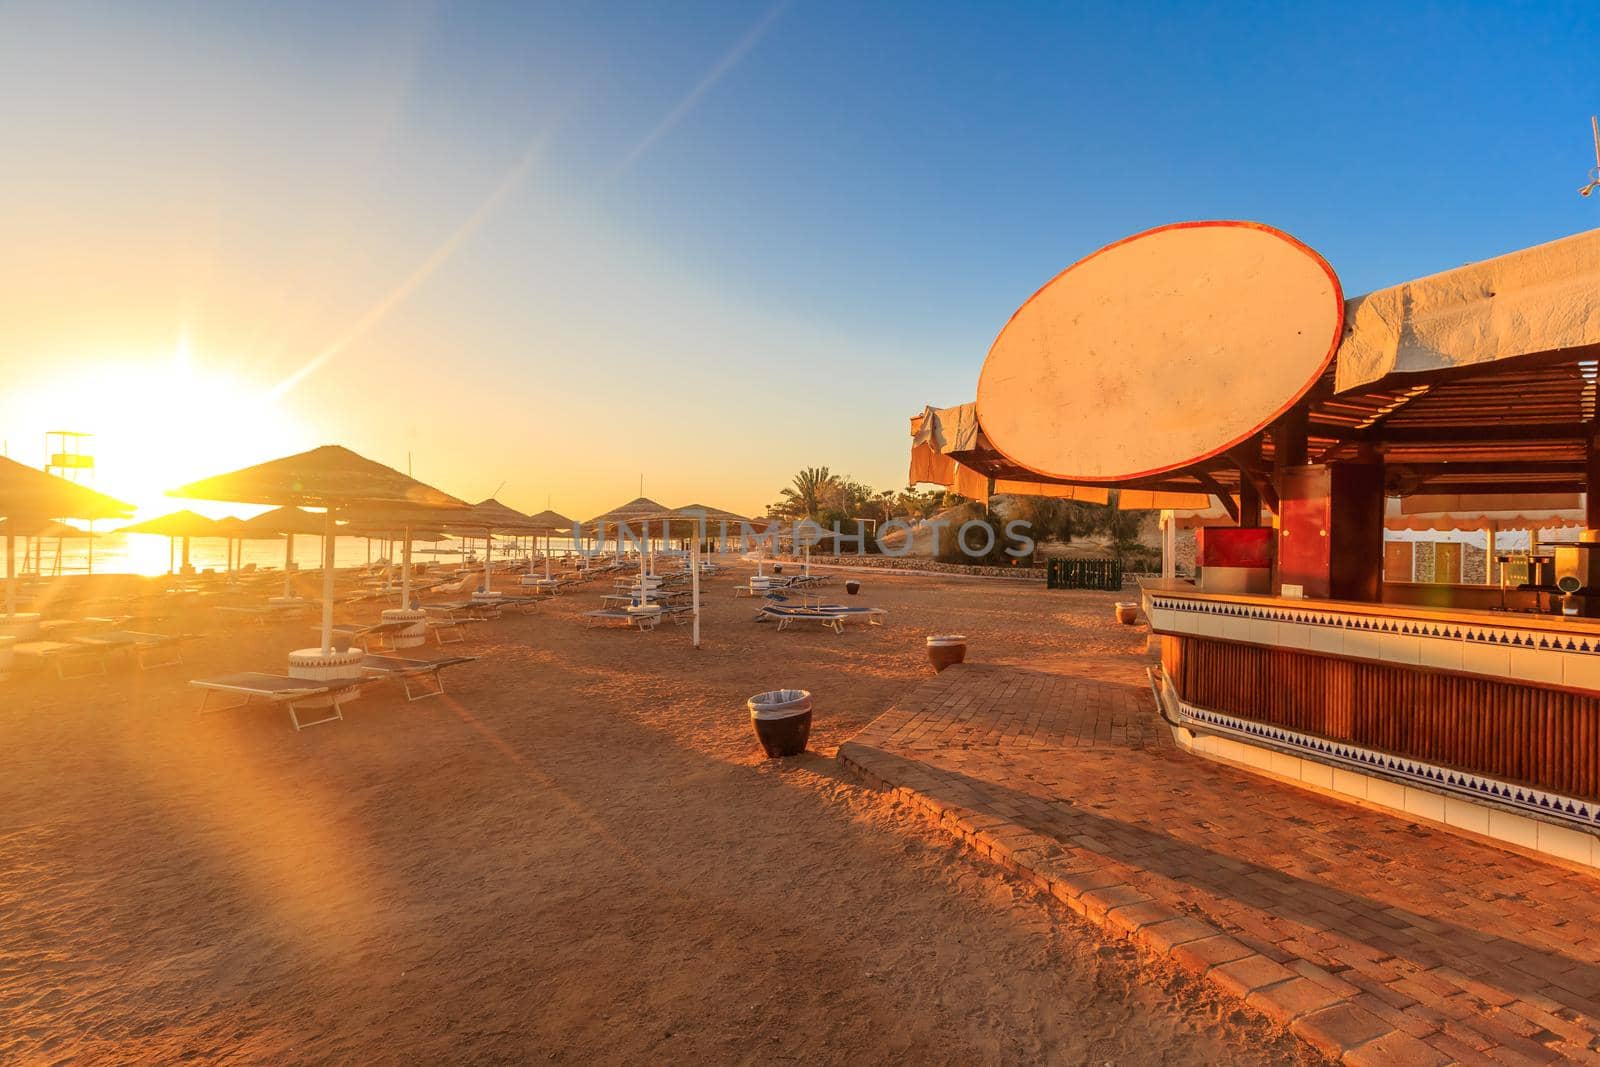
[1317,422,1591,444]
[1193,471,1239,522]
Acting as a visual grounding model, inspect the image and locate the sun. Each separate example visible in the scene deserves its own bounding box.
[19,344,308,520]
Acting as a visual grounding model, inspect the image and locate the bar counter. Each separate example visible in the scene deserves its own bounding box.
[1140,578,1600,868]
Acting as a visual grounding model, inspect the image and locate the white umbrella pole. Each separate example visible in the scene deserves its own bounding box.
[87,520,94,575]
[181,535,191,573]
[545,532,552,580]
[402,526,413,607]
[168,537,174,575]
[483,528,493,593]
[5,529,14,615]
[692,536,701,649]
[320,508,336,654]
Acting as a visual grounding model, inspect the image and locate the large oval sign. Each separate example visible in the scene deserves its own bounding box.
[975,220,1343,482]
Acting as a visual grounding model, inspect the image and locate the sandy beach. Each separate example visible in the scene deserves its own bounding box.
[0,564,1318,1064]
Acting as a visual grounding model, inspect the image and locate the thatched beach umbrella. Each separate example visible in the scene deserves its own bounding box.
[524,508,575,578]
[587,497,672,603]
[342,503,463,616]
[1,456,133,622]
[210,515,280,582]
[438,498,548,598]
[116,509,219,575]
[171,445,468,665]
[243,506,328,599]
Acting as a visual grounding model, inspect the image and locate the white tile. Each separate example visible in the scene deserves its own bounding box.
[1248,619,1280,647]
[1536,823,1596,866]
[1508,646,1562,686]
[1443,796,1490,836]
[1487,810,1539,850]
[1344,628,1382,661]
[1562,652,1600,692]
[1221,615,1252,642]
[1194,611,1222,637]
[1300,760,1333,789]
[1278,623,1310,650]
[1209,739,1248,764]
[1238,742,1275,772]
[1331,768,1368,798]
[1461,641,1512,679]
[1379,633,1422,665]
[1308,625,1345,655]
[1418,637,1464,672]
[1367,777,1406,812]
[1403,786,1447,823]
[1268,751,1300,779]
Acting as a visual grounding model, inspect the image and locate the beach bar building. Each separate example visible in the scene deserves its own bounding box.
[912,223,1600,870]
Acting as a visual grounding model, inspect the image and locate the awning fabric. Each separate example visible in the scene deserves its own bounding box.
[1336,227,1600,392]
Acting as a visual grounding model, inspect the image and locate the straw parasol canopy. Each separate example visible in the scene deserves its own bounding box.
[2,456,133,615]
[116,510,219,538]
[243,506,328,535]
[0,455,134,521]
[172,445,469,656]
[116,509,221,576]
[447,498,545,533]
[525,508,575,531]
[586,496,670,537]
[642,503,752,540]
[0,517,97,538]
[172,445,466,511]
[342,525,449,542]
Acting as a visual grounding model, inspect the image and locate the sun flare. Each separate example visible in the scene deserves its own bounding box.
[13,345,306,521]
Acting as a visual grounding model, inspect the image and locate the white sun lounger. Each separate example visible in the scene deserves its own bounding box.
[760,604,887,633]
[72,630,186,670]
[191,672,364,731]
[11,640,110,679]
[357,654,477,701]
[583,608,663,631]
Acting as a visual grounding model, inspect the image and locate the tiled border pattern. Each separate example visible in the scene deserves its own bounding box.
[1154,668,1600,870]
[1144,593,1600,692]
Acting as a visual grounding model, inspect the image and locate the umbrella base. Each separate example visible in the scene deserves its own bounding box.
[288,647,364,681]
[381,608,429,649]
[470,590,503,604]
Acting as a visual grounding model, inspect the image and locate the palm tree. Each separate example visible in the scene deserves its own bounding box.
[777,466,839,520]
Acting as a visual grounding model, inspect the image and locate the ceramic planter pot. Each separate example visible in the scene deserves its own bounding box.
[845,580,861,596]
[748,689,813,757]
[1115,602,1139,625]
[926,634,967,672]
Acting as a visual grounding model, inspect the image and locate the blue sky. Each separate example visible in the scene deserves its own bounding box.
[1,0,1597,516]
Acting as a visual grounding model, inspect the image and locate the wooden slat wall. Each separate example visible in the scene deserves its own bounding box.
[1165,637,1600,801]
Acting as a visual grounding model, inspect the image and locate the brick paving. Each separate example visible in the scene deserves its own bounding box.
[839,663,1600,1065]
